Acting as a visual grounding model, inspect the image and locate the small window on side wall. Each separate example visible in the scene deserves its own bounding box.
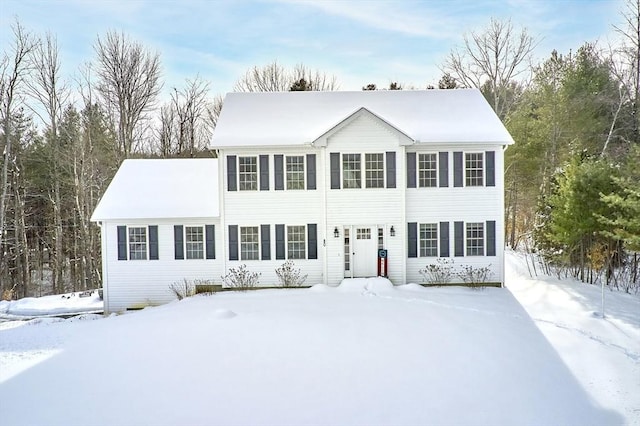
[118,225,158,261]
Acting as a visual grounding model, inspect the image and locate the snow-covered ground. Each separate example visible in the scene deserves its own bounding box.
[0,251,637,426]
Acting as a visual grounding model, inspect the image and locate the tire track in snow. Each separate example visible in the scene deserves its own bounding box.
[533,318,640,362]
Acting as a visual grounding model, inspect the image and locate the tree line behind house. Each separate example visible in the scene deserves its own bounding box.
[1,2,639,298]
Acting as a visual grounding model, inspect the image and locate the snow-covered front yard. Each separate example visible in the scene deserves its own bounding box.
[0,251,638,426]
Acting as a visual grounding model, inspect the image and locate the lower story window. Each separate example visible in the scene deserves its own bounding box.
[185,226,204,259]
[466,222,484,256]
[287,225,306,259]
[128,227,147,260]
[420,223,438,257]
[240,226,259,260]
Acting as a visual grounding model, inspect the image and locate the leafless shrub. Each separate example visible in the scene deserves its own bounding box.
[275,260,308,287]
[221,265,261,290]
[456,264,493,289]
[169,279,195,300]
[419,258,455,284]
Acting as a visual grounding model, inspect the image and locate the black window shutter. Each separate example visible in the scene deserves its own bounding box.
[454,221,464,257]
[117,226,127,260]
[439,222,450,257]
[148,225,159,260]
[453,152,463,187]
[205,225,215,259]
[406,152,416,188]
[486,220,496,256]
[227,155,237,191]
[261,224,271,260]
[275,224,285,260]
[174,225,184,260]
[308,224,318,259]
[439,152,449,187]
[228,225,238,261]
[486,151,495,187]
[259,155,269,191]
[306,154,316,190]
[274,155,284,190]
[408,222,418,258]
[330,152,340,189]
[386,152,396,188]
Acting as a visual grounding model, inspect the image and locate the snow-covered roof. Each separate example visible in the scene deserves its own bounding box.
[91,158,219,221]
[212,89,514,147]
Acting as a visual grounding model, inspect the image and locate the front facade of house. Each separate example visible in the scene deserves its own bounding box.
[92,89,514,313]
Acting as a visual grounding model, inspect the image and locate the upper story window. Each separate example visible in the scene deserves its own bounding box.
[240,226,259,260]
[465,153,484,187]
[418,154,437,188]
[365,153,384,188]
[185,226,204,259]
[286,156,305,190]
[128,227,147,260]
[419,223,438,257]
[466,222,485,256]
[287,225,306,259]
[239,156,258,191]
[343,154,361,189]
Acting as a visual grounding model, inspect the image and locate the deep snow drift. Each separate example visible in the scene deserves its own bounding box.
[0,252,638,426]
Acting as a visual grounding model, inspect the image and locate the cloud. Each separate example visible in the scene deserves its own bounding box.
[272,0,459,39]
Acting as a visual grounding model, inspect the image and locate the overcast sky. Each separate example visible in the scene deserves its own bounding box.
[0,0,623,98]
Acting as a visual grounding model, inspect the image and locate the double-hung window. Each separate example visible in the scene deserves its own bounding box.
[185,226,204,259]
[419,223,438,257]
[286,156,305,190]
[465,153,484,187]
[287,225,306,259]
[128,227,147,260]
[240,226,259,260]
[418,153,437,187]
[466,222,484,256]
[239,156,258,191]
[365,153,384,188]
[342,154,361,188]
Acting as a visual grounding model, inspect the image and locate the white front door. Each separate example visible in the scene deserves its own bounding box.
[353,227,378,277]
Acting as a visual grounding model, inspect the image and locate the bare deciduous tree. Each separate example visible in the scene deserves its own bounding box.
[291,63,339,91]
[25,31,69,293]
[234,61,339,92]
[0,21,38,293]
[613,0,640,144]
[441,18,536,118]
[156,76,213,157]
[94,30,162,158]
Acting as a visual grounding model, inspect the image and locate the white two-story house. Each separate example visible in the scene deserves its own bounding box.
[91,89,514,313]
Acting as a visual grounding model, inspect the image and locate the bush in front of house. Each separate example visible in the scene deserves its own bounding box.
[275,260,308,287]
[456,264,493,289]
[419,258,455,284]
[221,264,261,290]
[169,279,196,300]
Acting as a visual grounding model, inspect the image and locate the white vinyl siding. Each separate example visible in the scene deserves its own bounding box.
[128,227,147,260]
[418,153,437,188]
[240,226,259,260]
[465,153,484,187]
[239,156,258,190]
